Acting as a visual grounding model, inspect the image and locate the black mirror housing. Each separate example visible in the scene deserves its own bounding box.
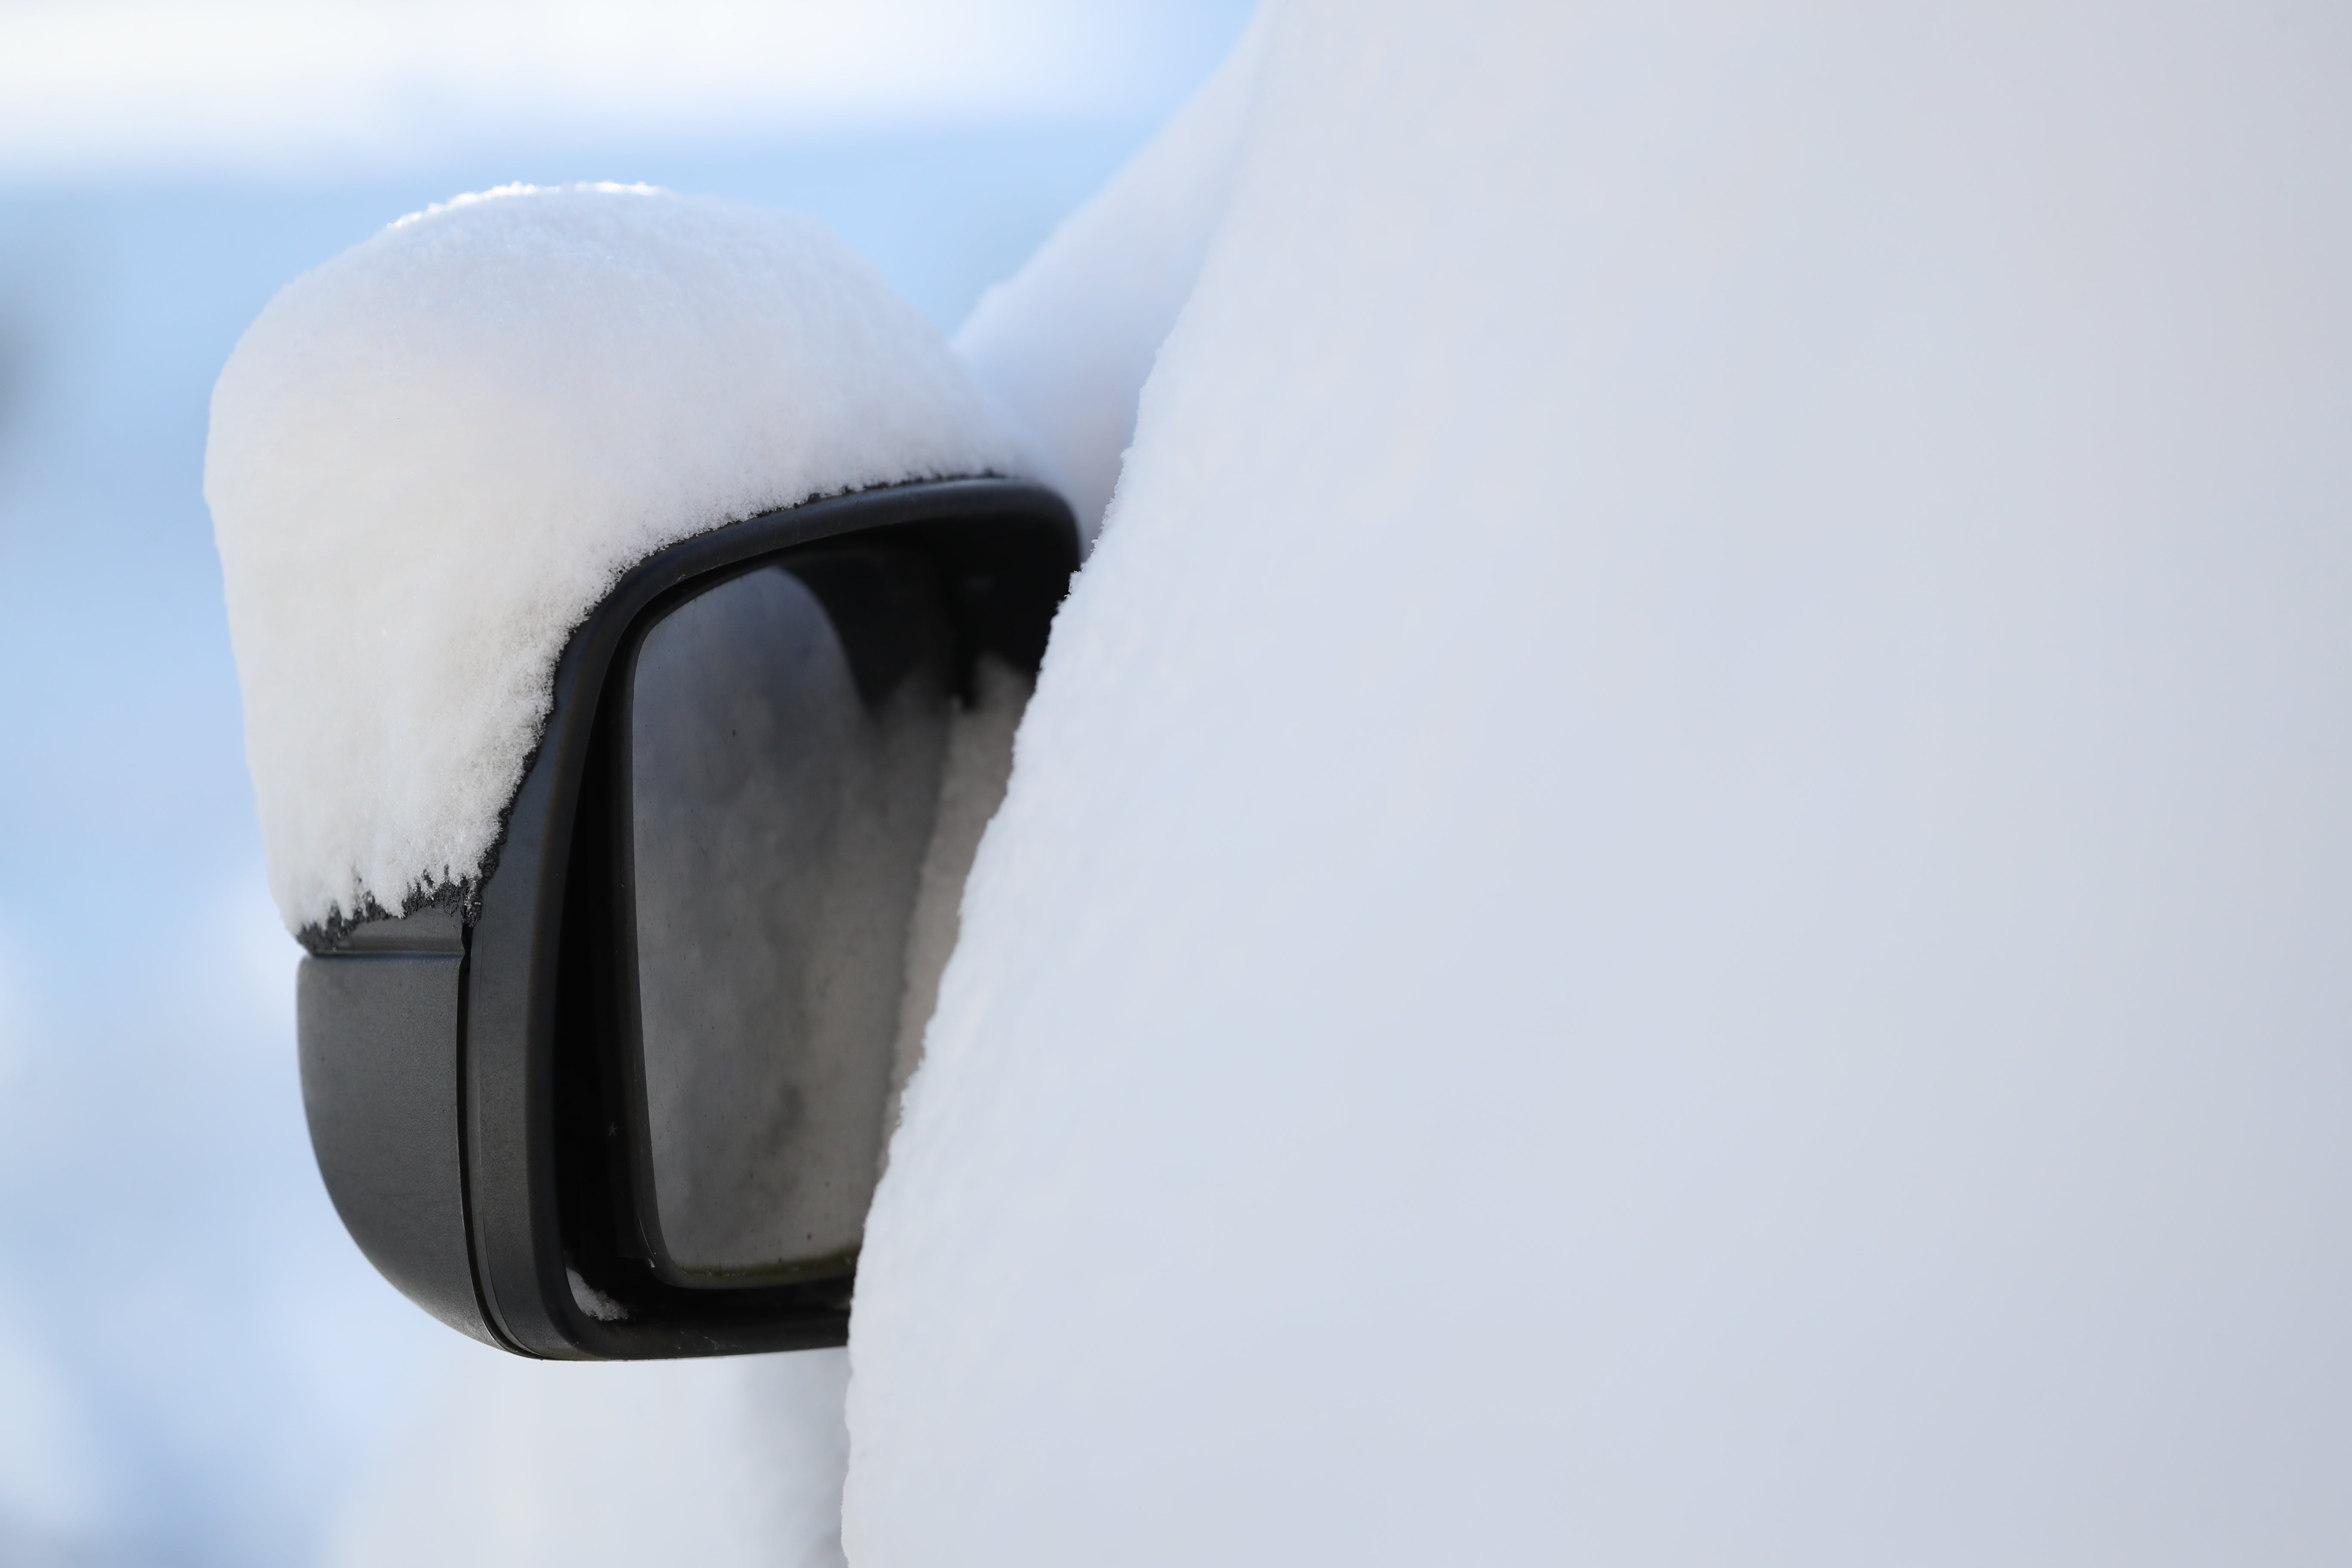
[296,478,1078,1359]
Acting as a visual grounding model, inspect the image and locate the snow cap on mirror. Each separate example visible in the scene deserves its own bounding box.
[207,184,1037,937]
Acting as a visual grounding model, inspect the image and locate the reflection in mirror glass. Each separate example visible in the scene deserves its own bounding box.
[626,560,949,1282]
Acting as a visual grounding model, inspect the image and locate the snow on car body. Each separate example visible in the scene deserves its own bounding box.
[215,2,2352,1562]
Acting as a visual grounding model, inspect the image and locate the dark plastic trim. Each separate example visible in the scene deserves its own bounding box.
[297,917,493,1346]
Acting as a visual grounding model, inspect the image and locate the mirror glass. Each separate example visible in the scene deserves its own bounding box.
[624,557,949,1283]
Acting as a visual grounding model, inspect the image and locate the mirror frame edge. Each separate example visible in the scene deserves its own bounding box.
[459,476,1079,1360]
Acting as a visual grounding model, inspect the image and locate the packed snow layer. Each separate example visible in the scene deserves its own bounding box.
[207,183,1033,934]
[953,10,1265,542]
[850,1,2352,1563]
[884,659,1032,1170]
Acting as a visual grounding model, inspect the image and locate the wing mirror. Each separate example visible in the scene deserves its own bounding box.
[294,478,1077,1359]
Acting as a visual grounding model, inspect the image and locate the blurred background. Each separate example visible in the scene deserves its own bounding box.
[0,3,1253,1562]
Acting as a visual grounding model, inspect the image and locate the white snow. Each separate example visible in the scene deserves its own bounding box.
[953,11,1265,542]
[328,1343,849,1568]
[564,1268,627,1325]
[883,658,1032,1171]
[207,182,1035,935]
[849,1,2352,1564]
